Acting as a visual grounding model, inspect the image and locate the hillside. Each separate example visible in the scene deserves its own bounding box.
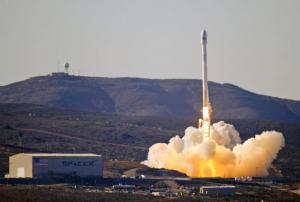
[0,103,300,177]
[0,74,299,123]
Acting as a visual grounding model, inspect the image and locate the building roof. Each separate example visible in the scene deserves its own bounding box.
[200,185,236,189]
[11,153,101,157]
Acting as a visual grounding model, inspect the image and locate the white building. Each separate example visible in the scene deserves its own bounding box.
[5,153,103,179]
[200,185,236,195]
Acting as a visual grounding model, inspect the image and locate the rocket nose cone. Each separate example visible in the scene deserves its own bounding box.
[201,29,207,44]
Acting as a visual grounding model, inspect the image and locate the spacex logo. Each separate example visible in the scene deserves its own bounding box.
[62,160,96,167]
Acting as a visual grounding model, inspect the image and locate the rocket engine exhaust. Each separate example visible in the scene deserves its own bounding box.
[142,30,285,178]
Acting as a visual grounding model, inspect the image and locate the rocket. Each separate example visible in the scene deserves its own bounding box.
[201,30,209,110]
[199,29,211,138]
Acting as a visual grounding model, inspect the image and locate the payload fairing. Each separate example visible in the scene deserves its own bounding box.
[199,30,211,138]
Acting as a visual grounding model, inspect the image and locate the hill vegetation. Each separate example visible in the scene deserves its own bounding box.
[0,103,299,178]
[0,75,299,123]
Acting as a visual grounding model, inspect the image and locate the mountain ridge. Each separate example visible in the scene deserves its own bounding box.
[0,74,299,123]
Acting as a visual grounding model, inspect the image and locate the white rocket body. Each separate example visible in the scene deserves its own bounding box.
[200,29,211,138]
[201,30,209,108]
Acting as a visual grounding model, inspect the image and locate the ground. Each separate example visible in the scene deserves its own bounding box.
[0,183,299,202]
[1,104,300,201]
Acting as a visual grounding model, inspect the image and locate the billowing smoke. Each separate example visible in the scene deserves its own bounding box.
[142,121,285,178]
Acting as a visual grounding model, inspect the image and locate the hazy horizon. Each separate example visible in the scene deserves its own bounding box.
[0,0,299,100]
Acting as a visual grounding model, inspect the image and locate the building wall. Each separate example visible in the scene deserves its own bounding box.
[32,156,103,178]
[6,154,103,179]
[7,154,32,178]
[200,186,236,195]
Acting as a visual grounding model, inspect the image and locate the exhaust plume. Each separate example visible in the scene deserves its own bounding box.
[142,121,285,178]
[143,30,285,178]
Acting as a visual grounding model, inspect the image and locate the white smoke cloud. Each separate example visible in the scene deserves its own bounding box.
[142,121,285,178]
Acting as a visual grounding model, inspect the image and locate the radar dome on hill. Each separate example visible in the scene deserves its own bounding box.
[64,62,70,74]
[51,62,71,77]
